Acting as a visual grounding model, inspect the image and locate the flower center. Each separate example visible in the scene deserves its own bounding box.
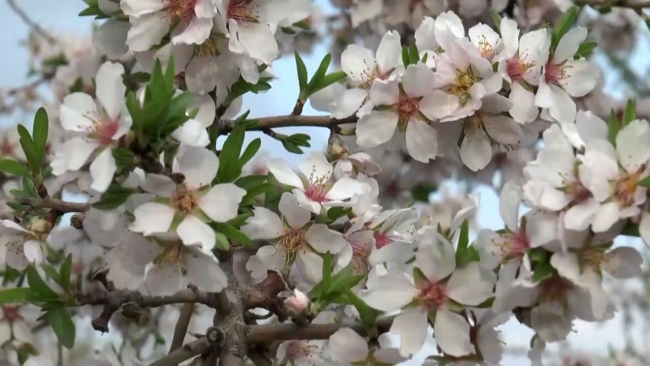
[280,229,305,265]
[227,0,258,23]
[544,62,567,84]
[498,230,530,262]
[564,181,591,203]
[374,231,394,249]
[305,171,329,203]
[614,170,642,208]
[90,118,119,146]
[448,68,477,105]
[416,281,447,310]
[397,97,420,125]
[154,242,186,273]
[476,35,496,61]
[285,340,320,361]
[581,247,606,271]
[539,276,572,304]
[195,34,224,57]
[507,58,533,82]
[166,0,197,22]
[173,191,198,215]
[2,306,21,323]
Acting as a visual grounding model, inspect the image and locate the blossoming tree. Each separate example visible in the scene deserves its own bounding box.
[1,0,650,365]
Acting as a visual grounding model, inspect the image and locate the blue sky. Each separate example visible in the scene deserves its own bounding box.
[0,1,647,365]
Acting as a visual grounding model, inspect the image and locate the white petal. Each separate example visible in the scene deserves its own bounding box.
[50,137,98,176]
[177,215,216,253]
[390,309,428,358]
[341,44,375,85]
[509,82,538,123]
[402,64,435,98]
[331,88,368,119]
[172,16,212,45]
[295,250,323,285]
[241,207,284,240]
[356,111,399,147]
[125,12,170,52]
[592,201,620,233]
[90,148,117,193]
[305,224,346,254]
[173,146,219,190]
[141,174,176,197]
[460,126,492,171]
[359,271,418,312]
[415,231,456,282]
[95,62,126,120]
[23,240,43,265]
[299,152,332,182]
[184,246,228,292]
[564,198,599,231]
[198,183,246,222]
[129,202,175,235]
[554,27,588,63]
[172,119,210,147]
[369,80,399,106]
[329,328,369,363]
[484,115,522,145]
[278,192,311,229]
[145,263,183,296]
[640,212,650,247]
[500,18,520,58]
[434,308,474,357]
[405,119,438,163]
[375,30,402,73]
[268,159,304,189]
[446,262,496,305]
[616,119,650,173]
[499,181,521,232]
[420,90,459,120]
[603,246,643,279]
[326,177,370,200]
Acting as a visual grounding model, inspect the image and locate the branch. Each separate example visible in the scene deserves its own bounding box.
[169,302,195,356]
[149,338,210,366]
[6,0,56,44]
[19,197,90,213]
[246,316,395,342]
[218,114,357,134]
[77,288,213,333]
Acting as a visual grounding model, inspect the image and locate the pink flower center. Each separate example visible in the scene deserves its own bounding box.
[374,231,394,249]
[304,170,329,203]
[416,281,447,310]
[397,97,420,125]
[2,306,21,323]
[614,170,643,208]
[227,0,259,23]
[499,229,530,261]
[507,58,533,82]
[91,118,119,146]
[166,0,197,22]
[544,62,566,84]
[285,340,319,361]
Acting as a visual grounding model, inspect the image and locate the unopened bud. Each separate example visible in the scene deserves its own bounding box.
[284,289,310,318]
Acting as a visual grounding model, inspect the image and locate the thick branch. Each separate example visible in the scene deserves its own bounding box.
[149,338,210,366]
[6,0,56,43]
[246,316,395,342]
[77,288,213,333]
[218,114,357,134]
[19,197,90,213]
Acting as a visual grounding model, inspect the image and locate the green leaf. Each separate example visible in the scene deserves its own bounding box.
[0,159,30,177]
[26,266,58,300]
[344,290,379,327]
[17,125,39,177]
[638,176,650,188]
[112,148,136,170]
[552,6,578,48]
[217,125,246,182]
[307,53,332,92]
[321,251,333,292]
[327,207,352,221]
[211,223,251,246]
[60,254,72,291]
[489,8,502,32]
[48,307,76,349]
[608,109,620,145]
[0,288,32,305]
[280,139,304,154]
[455,220,469,260]
[575,41,598,58]
[532,261,554,282]
[402,46,410,67]
[32,107,49,166]
[623,99,637,125]
[92,184,136,210]
[41,265,61,286]
[408,43,419,65]
[308,71,347,95]
[295,52,309,91]
[214,232,231,251]
[241,183,273,206]
[235,175,267,190]
[239,138,261,168]
[412,183,437,202]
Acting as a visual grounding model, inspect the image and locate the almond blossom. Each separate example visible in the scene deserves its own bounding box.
[267,152,371,214]
[129,146,246,253]
[0,220,45,271]
[328,328,405,365]
[53,61,131,193]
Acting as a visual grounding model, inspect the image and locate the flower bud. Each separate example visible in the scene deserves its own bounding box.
[284,289,310,318]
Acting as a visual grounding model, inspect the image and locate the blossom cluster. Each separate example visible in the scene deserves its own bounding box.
[0,1,648,366]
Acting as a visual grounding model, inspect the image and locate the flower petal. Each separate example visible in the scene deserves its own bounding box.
[406,119,438,163]
[268,159,304,189]
[241,207,284,240]
[90,148,117,193]
[174,146,219,190]
[198,183,246,222]
[95,62,126,120]
[434,308,474,356]
[390,309,429,357]
[356,111,399,147]
[129,202,175,235]
[329,328,369,363]
[305,224,346,254]
[446,262,496,305]
[177,215,216,253]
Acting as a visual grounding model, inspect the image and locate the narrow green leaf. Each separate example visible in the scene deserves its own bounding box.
[295,52,309,90]
[235,175,267,190]
[214,232,231,251]
[575,41,598,58]
[32,108,49,166]
[281,139,304,154]
[48,307,76,349]
[92,184,135,210]
[623,99,637,125]
[239,138,261,168]
[532,261,554,282]
[60,254,73,291]
[552,6,578,48]
[489,8,502,32]
[217,125,246,182]
[309,71,347,95]
[17,125,39,176]
[212,223,251,246]
[402,46,410,67]
[322,251,333,291]
[408,43,419,64]
[307,53,332,92]
[26,266,58,300]
[0,159,30,177]
[344,290,378,327]
[638,176,650,188]
[0,288,32,305]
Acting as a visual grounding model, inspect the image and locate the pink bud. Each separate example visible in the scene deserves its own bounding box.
[284,289,310,317]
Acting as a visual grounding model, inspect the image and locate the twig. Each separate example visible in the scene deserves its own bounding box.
[4,77,48,97]
[246,316,396,342]
[77,288,214,333]
[19,197,90,213]
[169,302,196,356]
[218,114,357,134]
[6,0,56,44]
[149,338,210,366]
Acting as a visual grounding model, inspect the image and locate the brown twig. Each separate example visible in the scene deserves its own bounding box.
[246,316,396,342]
[218,114,357,134]
[169,302,196,356]
[6,0,56,44]
[19,197,90,213]
[77,288,213,333]
[149,338,210,366]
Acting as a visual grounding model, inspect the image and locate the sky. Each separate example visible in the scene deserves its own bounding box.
[0,1,648,365]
